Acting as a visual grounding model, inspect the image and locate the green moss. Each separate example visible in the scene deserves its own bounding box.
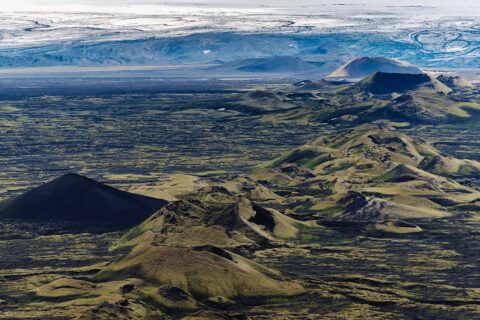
[458,164,480,176]
[322,161,356,175]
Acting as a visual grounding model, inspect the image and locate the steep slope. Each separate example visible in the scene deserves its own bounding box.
[352,72,452,95]
[28,121,480,318]
[0,173,167,231]
[250,72,479,126]
[37,187,306,316]
[94,243,303,302]
[419,155,480,177]
[436,74,473,90]
[115,197,307,249]
[266,124,480,221]
[327,57,422,80]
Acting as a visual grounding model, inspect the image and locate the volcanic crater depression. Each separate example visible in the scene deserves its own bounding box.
[1,58,480,319]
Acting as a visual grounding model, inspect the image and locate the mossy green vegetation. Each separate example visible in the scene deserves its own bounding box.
[2,74,480,319]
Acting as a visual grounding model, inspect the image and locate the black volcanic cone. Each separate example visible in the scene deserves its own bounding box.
[357,72,431,94]
[0,173,167,232]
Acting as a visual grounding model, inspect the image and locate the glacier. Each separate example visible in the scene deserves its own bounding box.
[0,1,478,70]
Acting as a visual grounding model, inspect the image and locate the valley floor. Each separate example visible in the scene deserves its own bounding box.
[1,79,480,319]
[0,84,326,202]
[3,217,480,319]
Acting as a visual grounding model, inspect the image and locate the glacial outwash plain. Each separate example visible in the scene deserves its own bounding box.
[1,1,480,319]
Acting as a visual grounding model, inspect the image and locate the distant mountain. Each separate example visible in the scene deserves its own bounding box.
[242,72,477,125]
[217,56,321,73]
[352,72,451,95]
[0,173,167,232]
[327,57,423,80]
[0,33,476,71]
[436,74,473,89]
